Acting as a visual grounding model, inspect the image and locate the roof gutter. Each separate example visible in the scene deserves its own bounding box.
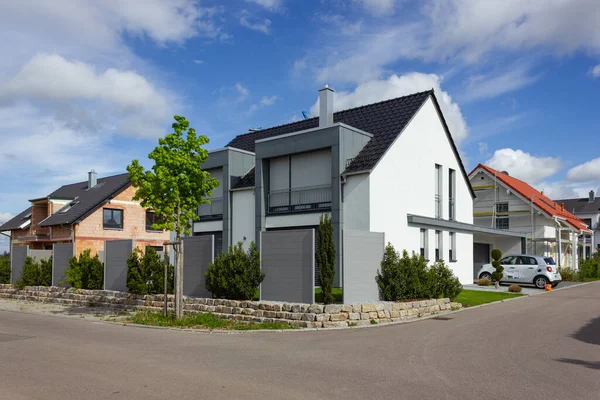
[0,232,10,238]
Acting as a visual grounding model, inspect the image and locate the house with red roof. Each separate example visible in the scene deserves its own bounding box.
[469,164,592,270]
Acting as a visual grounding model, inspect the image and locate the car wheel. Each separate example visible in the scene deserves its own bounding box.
[552,282,560,288]
[479,272,492,281]
[534,276,549,289]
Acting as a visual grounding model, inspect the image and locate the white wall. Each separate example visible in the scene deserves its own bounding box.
[231,189,255,250]
[368,96,474,284]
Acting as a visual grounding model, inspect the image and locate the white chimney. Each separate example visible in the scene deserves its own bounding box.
[589,190,595,203]
[88,170,97,189]
[319,84,334,128]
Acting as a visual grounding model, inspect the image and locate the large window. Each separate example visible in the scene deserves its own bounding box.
[146,211,160,231]
[449,232,456,262]
[496,202,509,230]
[103,208,123,229]
[435,230,442,261]
[435,164,442,218]
[449,168,456,220]
[420,229,429,260]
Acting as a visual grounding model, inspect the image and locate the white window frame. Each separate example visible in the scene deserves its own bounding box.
[449,168,456,221]
[435,164,442,218]
[420,228,429,260]
[435,230,442,262]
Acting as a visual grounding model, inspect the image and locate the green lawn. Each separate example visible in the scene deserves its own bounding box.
[126,311,296,330]
[454,290,524,307]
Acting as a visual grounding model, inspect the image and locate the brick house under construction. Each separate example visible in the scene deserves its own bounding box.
[0,171,169,256]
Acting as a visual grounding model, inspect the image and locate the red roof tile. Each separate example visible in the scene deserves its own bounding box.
[470,164,591,233]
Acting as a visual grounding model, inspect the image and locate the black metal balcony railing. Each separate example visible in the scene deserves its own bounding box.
[197,197,224,220]
[268,185,332,214]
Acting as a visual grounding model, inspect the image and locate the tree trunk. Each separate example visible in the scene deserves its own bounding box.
[163,250,168,316]
[175,241,184,319]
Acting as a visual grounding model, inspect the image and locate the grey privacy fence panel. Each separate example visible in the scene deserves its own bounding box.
[104,240,134,292]
[182,236,214,297]
[260,229,315,304]
[10,245,28,284]
[52,243,73,287]
[342,230,385,304]
[29,250,53,261]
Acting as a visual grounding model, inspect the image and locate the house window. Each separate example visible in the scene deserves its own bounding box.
[435,164,442,218]
[146,211,160,231]
[146,245,163,253]
[449,168,456,220]
[435,230,442,262]
[582,218,592,229]
[449,232,456,262]
[420,229,429,260]
[103,208,123,229]
[496,202,509,230]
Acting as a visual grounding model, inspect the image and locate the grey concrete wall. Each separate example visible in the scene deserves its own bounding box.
[260,229,314,304]
[342,230,384,304]
[10,246,28,284]
[343,173,370,231]
[104,240,134,292]
[29,250,52,262]
[52,243,73,287]
[183,235,214,297]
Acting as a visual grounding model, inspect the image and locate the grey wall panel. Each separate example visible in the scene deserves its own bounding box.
[343,173,370,231]
[52,243,73,287]
[183,236,214,297]
[290,149,331,188]
[260,229,314,304]
[343,230,384,304]
[104,240,133,292]
[10,246,28,284]
[29,250,52,261]
[269,156,289,191]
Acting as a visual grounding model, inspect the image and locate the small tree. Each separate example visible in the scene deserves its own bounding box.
[63,250,104,290]
[316,213,336,304]
[0,252,10,284]
[376,243,401,301]
[15,257,40,289]
[127,247,174,295]
[40,257,53,287]
[204,242,264,300]
[491,248,504,289]
[127,115,219,317]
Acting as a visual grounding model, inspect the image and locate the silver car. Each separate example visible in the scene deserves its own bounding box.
[478,254,562,289]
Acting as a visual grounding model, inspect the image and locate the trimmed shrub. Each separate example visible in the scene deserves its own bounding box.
[558,267,579,282]
[127,247,174,295]
[508,284,522,293]
[579,253,600,281]
[63,249,104,289]
[205,242,264,300]
[376,244,462,301]
[0,253,11,284]
[477,278,492,286]
[491,248,504,283]
[14,256,53,289]
[316,213,336,304]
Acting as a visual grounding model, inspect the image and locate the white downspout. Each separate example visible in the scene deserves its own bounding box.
[554,217,562,267]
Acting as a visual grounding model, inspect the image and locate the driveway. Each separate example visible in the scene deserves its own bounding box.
[1,282,599,400]
[465,280,585,295]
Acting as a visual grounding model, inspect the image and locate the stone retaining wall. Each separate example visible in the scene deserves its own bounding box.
[0,285,462,328]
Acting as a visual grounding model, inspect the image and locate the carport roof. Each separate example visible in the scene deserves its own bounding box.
[407,215,528,237]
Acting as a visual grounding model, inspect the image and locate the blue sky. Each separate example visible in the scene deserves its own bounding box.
[1,0,600,251]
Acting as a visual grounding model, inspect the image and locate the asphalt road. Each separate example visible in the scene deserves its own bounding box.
[1,283,599,400]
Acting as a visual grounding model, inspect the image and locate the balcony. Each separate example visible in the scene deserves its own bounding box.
[197,197,224,220]
[267,185,332,215]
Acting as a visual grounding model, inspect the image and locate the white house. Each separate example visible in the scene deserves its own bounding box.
[555,190,600,259]
[470,164,591,269]
[194,86,518,285]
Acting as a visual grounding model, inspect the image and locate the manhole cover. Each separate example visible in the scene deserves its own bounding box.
[430,316,453,321]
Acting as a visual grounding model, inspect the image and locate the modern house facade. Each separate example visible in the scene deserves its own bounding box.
[469,164,591,269]
[0,172,169,256]
[194,86,516,285]
[555,190,600,259]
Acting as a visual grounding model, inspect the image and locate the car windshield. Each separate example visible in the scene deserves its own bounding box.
[544,257,556,265]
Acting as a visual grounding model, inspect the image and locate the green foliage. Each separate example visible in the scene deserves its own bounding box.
[63,250,104,289]
[14,256,53,289]
[376,244,462,301]
[0,253,10,284]
[316,213,336,304]
[204,242,264,300]
[127,310,296,330]
[126,247,174,295]
[508,284,522,293]
[477,278,492,286]
[491,248,504,283]
[558,267,579,282]
[126,115,219,240]
[579,253,600,281]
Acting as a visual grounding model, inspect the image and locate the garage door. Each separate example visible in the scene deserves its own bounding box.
[473,243,490,280]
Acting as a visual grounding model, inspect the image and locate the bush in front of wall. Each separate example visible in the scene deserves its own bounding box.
[63,249,104,290]
[39,257,52,287]
[557,267,579,282]
[316,213,336,304]
[14,256,53,289]
[477,278,492,286]
[0,253,11,284]
[204,241,264,300]
[578,253,600,281]
[127,247,174,295]
[428,260,463,300]
[508,284,522,293]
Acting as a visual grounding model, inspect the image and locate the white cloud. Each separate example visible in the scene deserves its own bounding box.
[248,95,279,114]
[591,64,600,77]
[0,213,13,224]
[240,10,272,35]
[310,73,468,143]
[193,59,204,65]
[357,0,395,16]
[567,157,600,182]
[485,148,561,183]
[478,142,488,156]
[245,0,283,12]
[316,14,362,36]
[464,65,539,101]
[235,83,250,101]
